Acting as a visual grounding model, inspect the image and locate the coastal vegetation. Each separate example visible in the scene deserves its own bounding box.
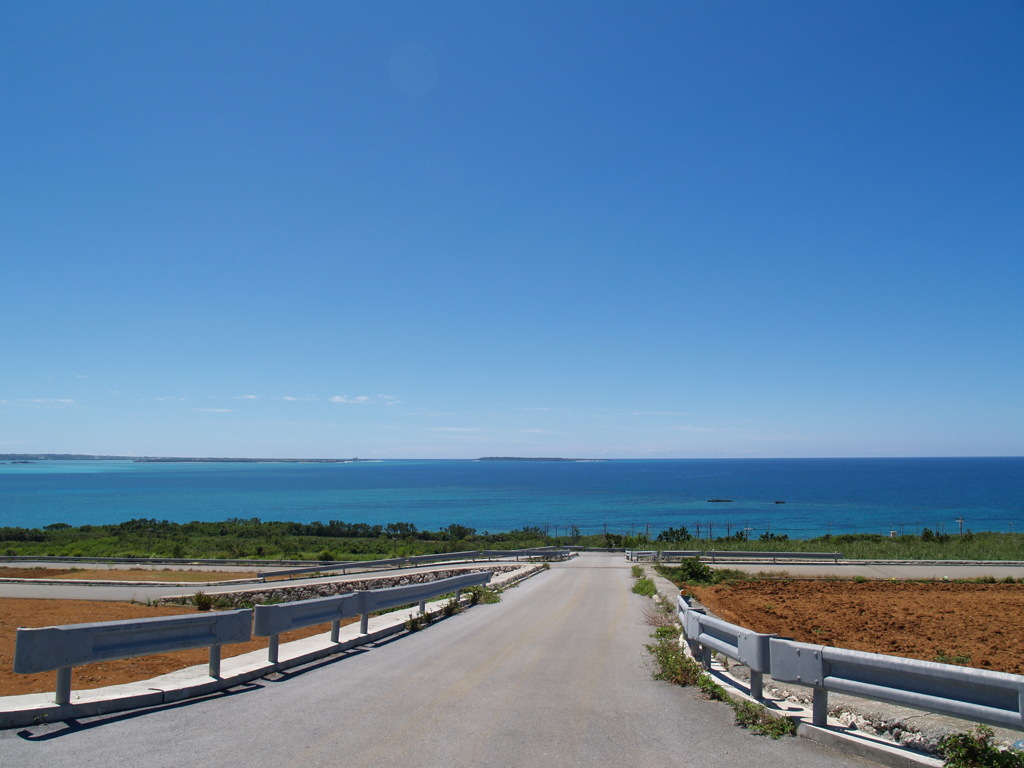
[2,519,1024,561]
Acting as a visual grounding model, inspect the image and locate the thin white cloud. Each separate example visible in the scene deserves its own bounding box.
[432,427,480,433]
[192,408,234,413]
[282,395,317,402]
[329,394,400,405]
[155,396,187,402]
[25,398,74,405]
[237,395,260,400]
[629,410,691,417]
[670,425,743,433]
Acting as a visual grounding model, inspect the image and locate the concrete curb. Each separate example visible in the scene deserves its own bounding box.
[0,563,544,730]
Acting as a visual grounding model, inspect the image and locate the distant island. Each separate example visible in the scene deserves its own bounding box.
[0,454,359,463]
[477,457,607,462]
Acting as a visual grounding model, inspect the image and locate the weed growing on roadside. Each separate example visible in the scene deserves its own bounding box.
[646,633,704,687]
[631,565,644,578]
[938,724,1024,768]
[732,700,796,739]
[441,598,462,617]
[934,650,972,666]
[405,613,430,632]
[464,585,501,605]
[193,591,213,611]
[632,577,657,597]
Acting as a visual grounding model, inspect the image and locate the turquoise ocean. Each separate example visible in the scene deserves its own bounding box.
[1,458,1022,539]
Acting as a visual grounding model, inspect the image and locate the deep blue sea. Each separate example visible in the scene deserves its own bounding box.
[1,458,1022,540]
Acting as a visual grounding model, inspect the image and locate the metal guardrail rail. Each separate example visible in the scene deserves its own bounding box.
[253,571,492,662]
[14,610,253,705]
[677,595,776,698]
[769,638,1024,730]
[677,594,1024,731]
[14,569,504,704]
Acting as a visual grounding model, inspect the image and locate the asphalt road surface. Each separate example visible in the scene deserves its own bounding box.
[0,553,875,768]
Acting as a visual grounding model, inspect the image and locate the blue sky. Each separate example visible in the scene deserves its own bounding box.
[2,1,1022,459]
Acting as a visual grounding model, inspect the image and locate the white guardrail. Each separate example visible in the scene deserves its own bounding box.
[14,610,253,706]
[628,550,842,563]
[14,571,493,705]
[677,594,1024,731]
[770,638,1024,730]
[254,571,491,662]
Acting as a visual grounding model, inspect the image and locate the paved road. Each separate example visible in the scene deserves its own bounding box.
[0,553,874,768]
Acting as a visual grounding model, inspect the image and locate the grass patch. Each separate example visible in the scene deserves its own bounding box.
[732,700,796,739]
[934,650,972,666]
[632,576,657,597]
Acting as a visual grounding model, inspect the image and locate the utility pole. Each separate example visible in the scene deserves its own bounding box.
[956,517,964,537]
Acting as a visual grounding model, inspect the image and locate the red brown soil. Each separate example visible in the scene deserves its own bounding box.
[688,579,1024,675]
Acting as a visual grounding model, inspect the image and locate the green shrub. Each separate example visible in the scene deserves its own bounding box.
[441,598,462,617]
[938,725,1024,768]
[193,591,213,611]
[631,565,644,578]
[676,557,715,583]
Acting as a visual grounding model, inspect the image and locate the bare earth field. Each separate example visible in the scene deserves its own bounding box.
[689,579,1024,675]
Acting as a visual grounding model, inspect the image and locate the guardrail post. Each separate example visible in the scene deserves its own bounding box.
[209,645,222,678]
[750,670,763,700]
[812,687,828,727]
[700,645,712,670]
[268,634,280,663]
[331,619,340,643]
[360,612,369,634]
[418,600,427,614]
[455,588,462,602]
[55,666,72,706]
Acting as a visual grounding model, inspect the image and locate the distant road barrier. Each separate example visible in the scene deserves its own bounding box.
[253,571,492,663]
[14,610,253,705]
[258,547,570,580]
[626,550,842,564]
